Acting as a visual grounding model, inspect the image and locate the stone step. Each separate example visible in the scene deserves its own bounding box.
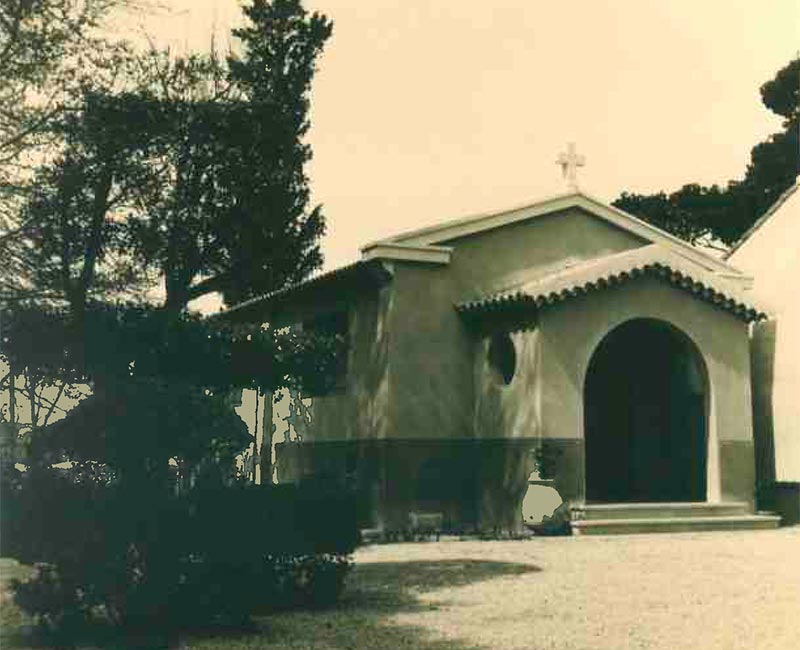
[571,514,781,536]
[575,501,751,520]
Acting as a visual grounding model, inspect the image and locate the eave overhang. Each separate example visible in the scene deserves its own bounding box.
[361,242,452,264]
[218,259,392,323]
[456,245,767,324]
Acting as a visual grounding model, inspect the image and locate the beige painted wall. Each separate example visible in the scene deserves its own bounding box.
[304,208,651,444]
[386,208,645,441]
[728,183,800,481]
[539,276,755,502]
[300,207,757,507]
[474,329,543,441]
[308,283,393,441]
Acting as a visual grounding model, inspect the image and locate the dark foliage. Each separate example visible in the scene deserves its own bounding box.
[0,300,353,642]
[3,1,333,313]
[2,301,342,386]
[615,57,799,246]
[2,470,359,642]
[224,0,333,305]
[0,3,350,643]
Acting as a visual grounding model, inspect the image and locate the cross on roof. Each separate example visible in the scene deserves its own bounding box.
[556,143,585,191]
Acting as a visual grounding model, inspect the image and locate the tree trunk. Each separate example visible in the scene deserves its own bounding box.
[1,370,18,473]
[75,164,114,312]
[259,390,274,485]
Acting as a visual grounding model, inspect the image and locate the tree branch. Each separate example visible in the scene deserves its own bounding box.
[28,388,71,417]
[42,381,68,427]
[0,99,64,154]
[74,161,114,313]
[0,2,24,69]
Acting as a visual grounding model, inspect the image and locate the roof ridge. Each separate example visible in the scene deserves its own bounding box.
[361,190,582,249]
[361,191,745,277]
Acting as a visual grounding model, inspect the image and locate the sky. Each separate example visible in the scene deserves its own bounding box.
[4,0,797,452]
[119,0,799,274]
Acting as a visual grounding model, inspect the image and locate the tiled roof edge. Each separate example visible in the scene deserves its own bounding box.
[216,260,385,319]
[456,263,766,323]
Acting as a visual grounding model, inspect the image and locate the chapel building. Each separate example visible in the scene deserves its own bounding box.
[226,188,783,534]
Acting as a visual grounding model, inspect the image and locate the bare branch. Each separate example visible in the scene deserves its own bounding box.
[42,381,68,427]
[0,98,64,154]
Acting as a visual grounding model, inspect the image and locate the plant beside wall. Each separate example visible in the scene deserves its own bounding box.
[532,444,562,481]
[0,1,344,645]
[0,306,358,647]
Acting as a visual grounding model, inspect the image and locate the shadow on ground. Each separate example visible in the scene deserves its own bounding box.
[343,559,540,609]
[215,559,542,650]
[1,558,541,650]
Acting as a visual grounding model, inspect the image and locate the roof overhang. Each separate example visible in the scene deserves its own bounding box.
[456,245,767,324]
[217,259,392,323]
[361,242,452,264]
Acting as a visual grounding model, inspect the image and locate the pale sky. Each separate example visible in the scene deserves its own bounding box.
[120,0,798,272]
[5,0,798,449]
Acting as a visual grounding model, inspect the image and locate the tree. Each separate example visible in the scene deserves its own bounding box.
[1,3,351,640]
[0,82,163,454]
[615,57,800,247]
[2,0,336,471]
[1,2,146,444]
[3,0,333,315]
[1,0,116,154]
[0,1,141,246]
[221,0,332,305]
[2,0,333,454]
[121,0,333,311]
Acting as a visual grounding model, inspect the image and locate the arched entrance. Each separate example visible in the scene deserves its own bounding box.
[584,319,708,503]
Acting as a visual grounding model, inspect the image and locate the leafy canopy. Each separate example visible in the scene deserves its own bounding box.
[614,57,799,248]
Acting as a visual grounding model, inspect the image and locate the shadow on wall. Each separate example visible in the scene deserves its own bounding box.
[356,284,392,440]
[751,320,777,493]
[749,321,800,525]
[473,329,543,531]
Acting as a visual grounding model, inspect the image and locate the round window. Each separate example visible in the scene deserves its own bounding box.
[488,332,516,385]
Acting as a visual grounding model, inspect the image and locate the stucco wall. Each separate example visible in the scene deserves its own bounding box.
[306,208,648,444]
[538,276,755,503]
[728,184,800,481]
[387,208,646,442]
[293,206,757,523]
[474,329,543,440]
[441,208,648,296]
[307,283,393,441]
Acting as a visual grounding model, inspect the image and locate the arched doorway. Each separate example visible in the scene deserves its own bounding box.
[584,319,708,503]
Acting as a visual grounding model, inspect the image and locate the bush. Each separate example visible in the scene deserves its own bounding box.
[3,469,359,643]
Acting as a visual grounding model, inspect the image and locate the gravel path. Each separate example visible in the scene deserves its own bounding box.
[355,528,800,650]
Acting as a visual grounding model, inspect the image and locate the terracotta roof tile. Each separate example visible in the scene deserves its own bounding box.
[456,245,766,322]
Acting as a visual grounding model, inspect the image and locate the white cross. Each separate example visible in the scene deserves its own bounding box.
[556,142,585,191]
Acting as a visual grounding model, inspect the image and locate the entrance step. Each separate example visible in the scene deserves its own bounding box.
[570,502,781,535]
[578,501,750,520]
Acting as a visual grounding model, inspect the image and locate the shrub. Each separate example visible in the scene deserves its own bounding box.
[3,470,359,642]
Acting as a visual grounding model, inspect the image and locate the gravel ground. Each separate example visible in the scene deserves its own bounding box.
[356,527,800,650]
